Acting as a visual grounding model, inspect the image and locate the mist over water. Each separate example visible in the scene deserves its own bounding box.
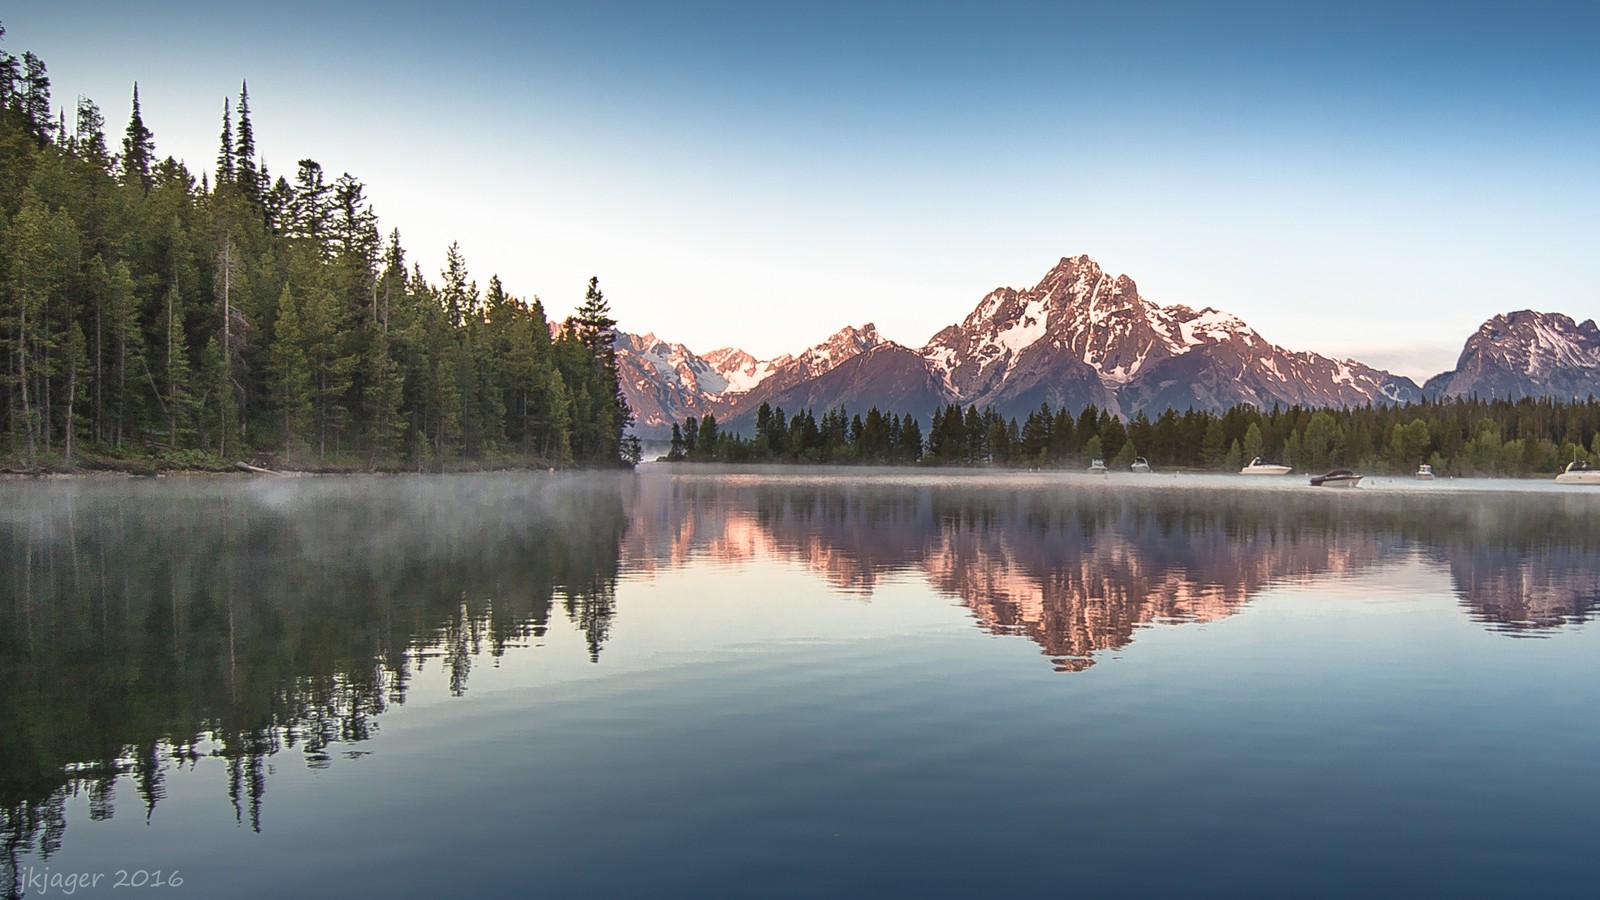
[2,470,1596,898]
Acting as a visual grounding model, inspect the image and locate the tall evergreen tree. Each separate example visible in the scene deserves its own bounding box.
[575,277,616,352]
[440,242,474,326]
[0,22,16,121]
[263,174,293,233]
[120,83,154,192]
[288,158,332,250]
[215,97,234,183]
[105,259,143,449]
[270,283,312,460]
[20,50,51,145]
[73,95,108,170]
[234,80,259,203]
[569,276,630,463]
[668,422,686,460]
[160,283,194,445]
[330,173,379,264]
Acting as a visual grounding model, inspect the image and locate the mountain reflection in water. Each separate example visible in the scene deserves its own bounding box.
[1,470,1596,894]
[623,472,1599,663]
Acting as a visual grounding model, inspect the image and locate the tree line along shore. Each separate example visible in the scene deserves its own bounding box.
[661,395,1600,477]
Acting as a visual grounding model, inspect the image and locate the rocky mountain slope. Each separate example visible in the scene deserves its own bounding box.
[616,255,1593,438]
[920,255,1419,421]
[615,325,894,436]
[1424,311,1600,401]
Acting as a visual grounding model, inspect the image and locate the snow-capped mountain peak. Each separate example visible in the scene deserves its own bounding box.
[612,254,1600,438]
[796,323,884,377]
[1426,311,1600,401]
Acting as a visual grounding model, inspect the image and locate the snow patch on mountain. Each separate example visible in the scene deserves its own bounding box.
[622,253,1447,435]
[1176,308,1250,347]
[703,347,780,395]
[1427,311,1600,401]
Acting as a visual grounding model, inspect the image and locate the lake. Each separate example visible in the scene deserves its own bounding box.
[2,468,1597,898]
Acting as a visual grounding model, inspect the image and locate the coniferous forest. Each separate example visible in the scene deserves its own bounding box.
[0,25,634,473]
[670,395,1600,477]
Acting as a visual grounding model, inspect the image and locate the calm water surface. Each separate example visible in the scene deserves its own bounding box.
[2,468,1597,898]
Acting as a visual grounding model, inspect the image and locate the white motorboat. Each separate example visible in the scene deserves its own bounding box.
[1310,469,1364,487]
[1240,457,1292,475]
[1415,464,1435,480]
[1555,461,1600,484]
[1087,458,1108,475]
[1131,457,1152,473]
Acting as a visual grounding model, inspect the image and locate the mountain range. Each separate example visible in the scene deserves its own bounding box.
[618,254,1599,438]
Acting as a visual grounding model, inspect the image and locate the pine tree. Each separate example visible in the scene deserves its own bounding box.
[215,97,234,183]
[4,194,49,464]
[695,413,719,460]
[901,414,923,461]
[1200,417,1227,468]
[4,190,79,466]
[212,221,248,446]
[234,81,259,203]
[161,284,195,446]
[560,277,629,464]
[120,83,154,192]
[288,159,332,251]
[61,321,86,464]
[105,260,143,449]
[440,242,473,326]
[360,325,403,464]
[575,277,617,352]
[1243,421,1265,462]
[543,368,572,461]
[74,96,108,170]
[263,175,292,233]
[0,23,15,122]
[425,330,462,467]
[201,335,235,456]
[270,284,312,460]
[330,173,379,264]
[20,51,51,145]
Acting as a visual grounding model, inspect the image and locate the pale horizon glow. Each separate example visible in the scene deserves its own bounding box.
[10,2,1598,383]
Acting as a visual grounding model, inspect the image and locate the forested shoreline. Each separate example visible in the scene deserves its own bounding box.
[0,24,634,474]
[666,395,1600,477]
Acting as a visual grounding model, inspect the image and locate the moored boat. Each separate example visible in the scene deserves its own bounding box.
[1240,457,1292,475]
[1087,458,1108,475]
[1131,457,1151,473]
[1555,461,1600,484]
[1415,464,1435,480]
[1310,469,1363,487]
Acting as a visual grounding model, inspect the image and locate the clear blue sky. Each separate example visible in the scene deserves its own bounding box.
[10,1,1598,380]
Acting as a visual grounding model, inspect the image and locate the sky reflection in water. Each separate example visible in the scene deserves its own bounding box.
[1,470,1595,898]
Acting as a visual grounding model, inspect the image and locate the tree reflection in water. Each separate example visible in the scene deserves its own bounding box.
[3,471,1596,895]
[0,474,630,891]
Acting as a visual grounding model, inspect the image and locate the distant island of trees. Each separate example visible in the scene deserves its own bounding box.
[1,23,634,474]
[664,395,1600,477]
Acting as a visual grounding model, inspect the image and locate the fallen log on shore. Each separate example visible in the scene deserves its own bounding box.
[235,461,287,475]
